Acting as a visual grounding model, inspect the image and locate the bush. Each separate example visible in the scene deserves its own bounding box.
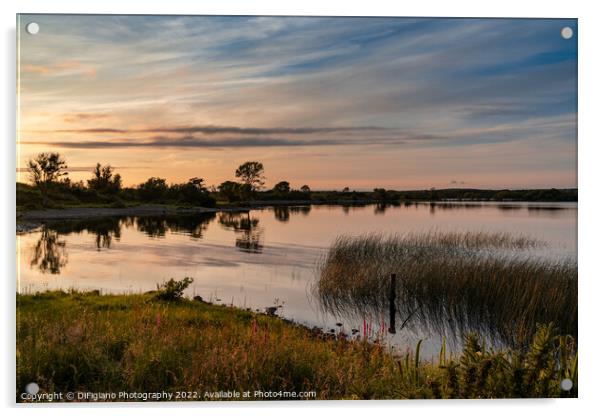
[138,177,168,202]
[155,277,194,301]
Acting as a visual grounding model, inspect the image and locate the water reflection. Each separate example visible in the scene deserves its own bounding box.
[49,217,124,250]
[29,229,68,274]
[136,217,168,238]
[272,205,313,222]
[408,201,576,217]
[158,214,215,239]
[218,212,264,253]
[273,206,290,223]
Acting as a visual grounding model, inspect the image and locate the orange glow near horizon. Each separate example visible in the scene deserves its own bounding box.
[17,15,577,190]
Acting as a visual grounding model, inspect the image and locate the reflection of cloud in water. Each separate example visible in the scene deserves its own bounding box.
[74,240,320,269]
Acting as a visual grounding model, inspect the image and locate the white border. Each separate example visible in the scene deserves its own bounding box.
[2,1,601,415]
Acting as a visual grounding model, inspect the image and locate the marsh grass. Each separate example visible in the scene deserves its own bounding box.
[16,291,576,400]
[316,232,577,347]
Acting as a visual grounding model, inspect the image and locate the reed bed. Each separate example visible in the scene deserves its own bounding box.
[316,232,577,347]
[17,291,576,400]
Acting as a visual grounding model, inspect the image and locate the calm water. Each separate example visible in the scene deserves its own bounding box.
[17,201,577,355]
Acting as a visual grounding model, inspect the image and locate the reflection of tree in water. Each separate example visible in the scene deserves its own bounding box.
[273,206,290,223]
[136,217,168,238]
[164,213,216,239]
[218,212,264,253]
[30,228,68,274]
[136,214,216,239]
[273,205,312,222]
[290,205,311,216]
[44,217,123,251]
[373,202,400,215]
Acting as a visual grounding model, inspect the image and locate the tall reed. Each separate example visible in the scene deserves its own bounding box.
[315,231,577,347]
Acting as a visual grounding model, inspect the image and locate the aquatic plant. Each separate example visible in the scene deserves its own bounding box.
[315,232,577,347]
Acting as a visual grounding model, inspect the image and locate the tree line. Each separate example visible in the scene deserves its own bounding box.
[20,152,314,209]
[19,152,577,210]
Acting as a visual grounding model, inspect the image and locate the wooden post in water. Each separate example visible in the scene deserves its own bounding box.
[388,273,397,334]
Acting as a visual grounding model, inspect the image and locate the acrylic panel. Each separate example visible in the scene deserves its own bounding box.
[16,14,577,402]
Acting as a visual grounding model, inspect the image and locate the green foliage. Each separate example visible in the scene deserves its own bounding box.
[16,292,576,401]
[155,277,194,301]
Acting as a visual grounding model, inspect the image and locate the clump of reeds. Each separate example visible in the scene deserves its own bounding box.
[315,231,576,347]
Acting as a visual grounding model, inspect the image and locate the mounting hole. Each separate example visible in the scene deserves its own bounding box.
[561,26,573,40]
[560,378,573,391]
[26,22,40,35]
[25,382,39,395]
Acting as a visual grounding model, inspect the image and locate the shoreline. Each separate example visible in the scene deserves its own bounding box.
[16,290,577,400]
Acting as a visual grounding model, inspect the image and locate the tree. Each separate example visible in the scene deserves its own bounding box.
[300,185,311,193]
[273,181,290,195]
[137,177,168,201]
[87,163,122,194]
[342,187,350,193]
[27,152,68,206]
[373,188,387,201]
[235,161,265,191]
[174,177,216,207]
[218,181,243,202]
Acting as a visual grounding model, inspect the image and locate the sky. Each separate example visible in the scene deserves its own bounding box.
[17,15,577,190]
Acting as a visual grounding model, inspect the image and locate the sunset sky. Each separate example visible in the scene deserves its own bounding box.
[17,15,577,190]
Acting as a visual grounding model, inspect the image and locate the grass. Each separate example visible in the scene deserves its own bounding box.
[17,290,576,401]
[316,232,577,348]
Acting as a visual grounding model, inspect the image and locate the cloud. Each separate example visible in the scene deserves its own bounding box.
[21,60,96,78]
[51,125,388,135]
[63,113,110,123]
[16,166,128,173]
[138,125,388,135]
[22,134,415,149]
[55,128,128,133]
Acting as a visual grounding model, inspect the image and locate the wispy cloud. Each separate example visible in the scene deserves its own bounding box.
[51,125,388,135]
[17,15,577,188]
[22,134,415,149]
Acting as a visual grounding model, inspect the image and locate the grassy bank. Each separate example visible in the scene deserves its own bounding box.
[17,290,576,401]
[316,232,577,348]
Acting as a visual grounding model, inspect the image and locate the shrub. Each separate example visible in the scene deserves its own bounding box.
[155,277,194,301]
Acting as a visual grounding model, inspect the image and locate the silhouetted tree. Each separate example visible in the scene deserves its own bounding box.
[88,163,122,194]
[27,152,68,206]
[171,177,215,207]
[300,185,311,193]
[219,181,242,202]
[273,181,290,195]
[137,177,168,201]
[235,161,265,191]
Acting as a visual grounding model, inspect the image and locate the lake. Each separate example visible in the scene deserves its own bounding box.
[17,201,577,355]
